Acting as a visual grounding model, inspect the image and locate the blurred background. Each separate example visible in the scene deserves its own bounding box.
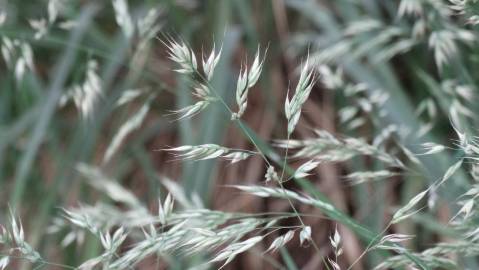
[1,0,478,269]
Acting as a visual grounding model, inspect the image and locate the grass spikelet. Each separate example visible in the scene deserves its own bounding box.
[373,234,414,251]
[419,142,447,155]
[210,236,264,267]
[202,43,222,80]
[266,230,294,253]
[164,38,198,74]
[292,160,320,179]
[171,100,211,120]
[158,193,174,225]
[232,47,266,120]
[66,59,103,119]
[112,0,134,38]
[265,165,279,182]
[285,57,315,135]
[436,159,463,187]
[299,226,312,246]
[76,163,141,207]
[115,89,145,107]
[398,0,423,17]
[429,30,458,71]
[392,189,428,224]
[344,170,397,185]
[163,144,254,163]
[103,98,151,163]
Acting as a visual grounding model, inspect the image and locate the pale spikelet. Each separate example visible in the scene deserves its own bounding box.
[292,160,320,179]
[329,229,346,270]
[48,0,62,23]
[453,199,474,220]
[164,144,253,163]
[345,170,397,185]
[78,227,128,269]
[164,38,198,74]
[266,230,294,252]
[115,88,145,107]
[68,60,103,119]
[10,211,24,244]
[223,152,251,164]
[328,258,341,270]
[232,47,266,120]
[29,18,48,40]
[232,185,335,211]
[330,227,343,256]
[58,20,77,30]
[456,84,475,100]
[347,117,366,129]
[285,58,315,135]
[276,130,403,167]
[338,106,358,124]
[265,165,279,182]
[172,100,210,120]
[419,142,447,155]
[398,0,423,17]
[165,144,228,160]
[232,68,248,120]
[436,159,463,187]
[192,83,212,99]
[103,99,151,163]
[343,19,382,36]
[210,236,264,266]
[373,234,414,251]
[392,189,428,224]
[5,211,42,264]
[62,208,102,235]
[100,227,127,254]
[76,163,141,207]
[112,0,134,38]
[202,43,222,80]
[0,39,35,83]
[162,38,218,120]
[299,226,312,246]
[158,193,174,225]
[429,30,458,71]
[317,65,343,89]
[247,47,265,87]
[233,185,303,200]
